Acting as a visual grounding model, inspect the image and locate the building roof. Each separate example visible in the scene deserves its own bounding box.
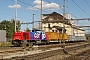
[42,12,71,25]
[43,12,63,20]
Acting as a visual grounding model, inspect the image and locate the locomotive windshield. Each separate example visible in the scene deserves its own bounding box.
[32,29,44,33]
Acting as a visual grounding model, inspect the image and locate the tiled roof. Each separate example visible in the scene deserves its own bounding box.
[42,12,71,25]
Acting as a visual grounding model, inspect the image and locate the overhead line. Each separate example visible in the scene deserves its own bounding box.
[84,0,90,9]
[21,18,90,24]
[11,0,49,13]
[11,0,38,13]
[71,18,90,20]
[12,0,78,19]
[18,0,49,13]
[72,0,90,17]
[65,0,78,18]
[10,0,38,21]
[47,0,78,18]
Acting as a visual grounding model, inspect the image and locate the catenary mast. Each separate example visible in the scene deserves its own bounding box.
[39,0,42,30]
[15,0,17,32]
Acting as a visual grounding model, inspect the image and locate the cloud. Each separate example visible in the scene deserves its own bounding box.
[33,0,47,5]
[8,4,21,8]
[28,0,60,10]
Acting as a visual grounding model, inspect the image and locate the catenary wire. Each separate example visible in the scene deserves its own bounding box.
[72,0,90,17]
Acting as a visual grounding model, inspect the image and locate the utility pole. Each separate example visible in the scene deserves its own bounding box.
[63,0,65,17]
[61,0,65,47]
[32,14,35,29]
[62,0,65,41]
[39,0,42,30]
[15,0,17,32]
[26,23,28,29]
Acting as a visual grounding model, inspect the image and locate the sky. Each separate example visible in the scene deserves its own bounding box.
[0,0,90,32]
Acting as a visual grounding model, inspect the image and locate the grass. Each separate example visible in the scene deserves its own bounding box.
[0,42,13,47]
[85,39,90,44]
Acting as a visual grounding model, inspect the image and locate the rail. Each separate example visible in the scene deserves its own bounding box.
[1,43,89,60]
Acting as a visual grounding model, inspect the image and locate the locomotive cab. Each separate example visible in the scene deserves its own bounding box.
[12,31,30,46]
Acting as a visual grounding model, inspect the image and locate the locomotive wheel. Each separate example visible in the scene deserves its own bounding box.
[12,41,21,46]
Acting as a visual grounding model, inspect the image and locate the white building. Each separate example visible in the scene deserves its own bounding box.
[42,12,85,36]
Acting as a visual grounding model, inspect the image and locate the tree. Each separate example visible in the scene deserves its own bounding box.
[11,19,21,31]
[0,19,21,39]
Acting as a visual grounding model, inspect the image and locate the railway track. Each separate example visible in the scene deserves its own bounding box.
[0,42,89,60]
[0,42,86,53]
[40,43,90,60]
[63,48,90,60]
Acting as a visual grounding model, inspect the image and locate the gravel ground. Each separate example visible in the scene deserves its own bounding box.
[0,42,89,60]
[40,44,90,60]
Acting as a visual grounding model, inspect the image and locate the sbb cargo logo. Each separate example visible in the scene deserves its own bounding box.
[34,33,40,38]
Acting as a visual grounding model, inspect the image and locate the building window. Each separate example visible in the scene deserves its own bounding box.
[48,24,50,28]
